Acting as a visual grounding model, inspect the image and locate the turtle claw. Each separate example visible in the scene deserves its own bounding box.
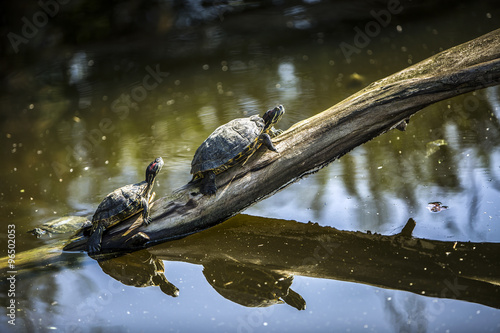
[144,216,152,225]
[88,244,101,255]
[273,129,284,136]
[87,238,102,255]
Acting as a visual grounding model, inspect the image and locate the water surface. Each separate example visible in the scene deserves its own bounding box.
[1,1,500,332]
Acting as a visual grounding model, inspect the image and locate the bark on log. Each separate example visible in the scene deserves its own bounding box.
[64,28,500,252]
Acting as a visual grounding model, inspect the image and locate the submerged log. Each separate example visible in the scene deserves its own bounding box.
[64,28,500,252]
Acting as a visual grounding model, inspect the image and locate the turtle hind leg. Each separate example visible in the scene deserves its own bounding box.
[87,224,105,254]
[200,170,217,195]
[260,133,278,152]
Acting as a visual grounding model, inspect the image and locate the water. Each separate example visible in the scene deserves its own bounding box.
[1,1,500,332]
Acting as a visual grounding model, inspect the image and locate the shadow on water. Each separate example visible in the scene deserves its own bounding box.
[75,214,500,310]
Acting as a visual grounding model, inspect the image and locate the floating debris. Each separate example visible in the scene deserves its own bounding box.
[426,202,449,213]
[346,72,365,88]
[426,139,448,157]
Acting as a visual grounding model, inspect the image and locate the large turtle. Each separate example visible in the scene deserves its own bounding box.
[191,105,285,195]
[87,157,164,254]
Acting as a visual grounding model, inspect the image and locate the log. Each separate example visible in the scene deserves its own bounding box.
[64,28,500,252]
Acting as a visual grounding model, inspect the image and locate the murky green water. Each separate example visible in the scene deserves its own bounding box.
[1,1,500,332]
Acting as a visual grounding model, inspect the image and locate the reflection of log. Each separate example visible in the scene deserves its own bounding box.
[4,214,500,310]
[148,215,500,309]
[64,28,500,252]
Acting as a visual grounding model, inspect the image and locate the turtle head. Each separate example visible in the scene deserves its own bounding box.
[145,157,164,185]
[262,105,285,129]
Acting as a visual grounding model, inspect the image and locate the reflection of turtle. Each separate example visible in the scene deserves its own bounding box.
[191,105,285,195]
[87,157,164,254]
[202,259,305,310]
[29,216,91,238]
[98,250,179,297]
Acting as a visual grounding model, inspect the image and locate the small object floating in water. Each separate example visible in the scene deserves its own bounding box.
[426,202,449,213]
[425,139,448,157]
[346,72,365,88]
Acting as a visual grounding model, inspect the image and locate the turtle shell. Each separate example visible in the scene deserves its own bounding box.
[92,181,147,230]
[191,115,265,175]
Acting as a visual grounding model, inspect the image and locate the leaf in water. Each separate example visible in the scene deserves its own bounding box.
[425,139,448,157]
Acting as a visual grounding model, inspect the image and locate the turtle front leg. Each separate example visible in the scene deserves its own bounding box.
[87,224,105,254]
[200,170,217,195]
[141,196,152,225]
[260,133,278,153]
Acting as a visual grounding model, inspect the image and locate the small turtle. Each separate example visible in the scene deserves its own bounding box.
[191,105,285,194]
[29,216,91,238]
[87,157,164,254]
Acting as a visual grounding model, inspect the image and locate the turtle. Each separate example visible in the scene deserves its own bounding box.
[29,216,91,238]
[190,105,285,195]
[87,157,164,254]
